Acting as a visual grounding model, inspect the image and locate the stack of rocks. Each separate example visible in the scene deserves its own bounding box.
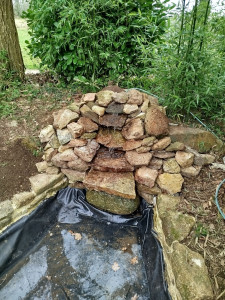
[37,89,215,214]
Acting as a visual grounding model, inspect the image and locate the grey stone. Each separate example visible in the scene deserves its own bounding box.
[105,102,124,114]
[57,129,73,145]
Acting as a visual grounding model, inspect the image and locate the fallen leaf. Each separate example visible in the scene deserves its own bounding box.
[69,230,82,240]
[112,262,120,272]
[131,294,138,300]
[130,256,138,265]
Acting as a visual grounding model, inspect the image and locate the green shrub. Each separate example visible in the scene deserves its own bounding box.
[24,0,169,81]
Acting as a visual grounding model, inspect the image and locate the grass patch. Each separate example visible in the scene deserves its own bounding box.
[16,18,40,69]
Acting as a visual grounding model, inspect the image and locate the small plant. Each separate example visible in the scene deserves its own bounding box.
[195,223,208,237]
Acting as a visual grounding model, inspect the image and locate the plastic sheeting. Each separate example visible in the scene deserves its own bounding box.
[0,188,171,300]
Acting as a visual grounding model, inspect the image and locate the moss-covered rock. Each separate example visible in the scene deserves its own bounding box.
[86,190,140,215]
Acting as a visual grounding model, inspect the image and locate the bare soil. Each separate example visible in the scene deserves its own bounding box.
[0,76,224,298]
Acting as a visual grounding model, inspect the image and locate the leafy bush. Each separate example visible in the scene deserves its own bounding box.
[24,0,169,81]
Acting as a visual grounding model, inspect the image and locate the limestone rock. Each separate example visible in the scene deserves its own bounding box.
[123,104,139,114]
[39,125,55,143]
[166,142,185,152]
[157,173,184,194]
[58,144,72,152]
[135,167,158,188]
[157,194,180,215]
[43,148,57,162]
[0,200,13,225]
[99,114,127,128]
[138,191,154,204]
[145,106,169,136]
[105,102,124,114]
[61,169,86,183]
[123,139,143,151]
[80,104,99,123]
[152,137,171,151]
[83,93,96,102]
[53,109,79,129]
[67,122,84,138]
[142,136,156,146]
[169,125,224,153]
[49,133,60,149]
[74,139,100,162]
[96,90,114,107]
[46,166,60,174]
[181,166,201,178]
[136,146,151,153]
[112,92,129,104]
[29,173,64,195]
[122,119,144,140]
[162,211,195,245]
[68,159,90,172]
[163,158,181,174]
[57,129,73,145]
[147,95,159,106]
[127,89,143,105]
[86,190,140,215]
[80,132,97,139]
[57,149,77,161]
[77,117,98,133]
[92,105,105,116]
[185,147,215,166]
[170,241,214,300]
[51,153,68,168]
[67,103,80,113]
[84,170,136,199]
[36,161,48,173]
[11,192,35,209]
[125,151,152,167]
[149,157,163,170]
[137,183,161,195]
[92,148,134,172]
[175,151,194,168]
[153,151,175,159]
[68,138,87,147]
[96,128,125,148]
[141,97,150,113]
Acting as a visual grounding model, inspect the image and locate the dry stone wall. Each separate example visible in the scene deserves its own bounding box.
[37,89,215,214]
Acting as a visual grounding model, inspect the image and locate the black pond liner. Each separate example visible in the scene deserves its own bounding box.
[0,187,171,300]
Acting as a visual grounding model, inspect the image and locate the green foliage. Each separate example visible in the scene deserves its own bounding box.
[24,0,169,81]
[148,0,225,123]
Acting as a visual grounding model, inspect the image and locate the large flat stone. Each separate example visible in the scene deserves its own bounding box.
[86,190,140,215]
[29,173,64,195]
[99,114,127,128]
[170,241,214,300]
[83,170,136,199]
[96,128,125,148]
[92,147,134,172]
[169,125,224,153]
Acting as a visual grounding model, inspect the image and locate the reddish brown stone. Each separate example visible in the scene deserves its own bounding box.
[122,119,144,140]
[68,159,90,172]
[67,122,84,138]
[77,117,98,133]
[68,139,87,147]
[127,89,143,105]
[135,167,158,188]
[145,107,169,136]
[83,170,136,199]
[96,128,125,148]
[99,114,127,128]
[152,137,171,151]
[149,157,163,170]
[125,151,152,166]
[92,148,134,172]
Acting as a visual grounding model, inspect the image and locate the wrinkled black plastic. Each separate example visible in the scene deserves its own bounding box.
[0,188,171,300]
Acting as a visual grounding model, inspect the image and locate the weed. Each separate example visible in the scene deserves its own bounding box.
[195,223,208,237]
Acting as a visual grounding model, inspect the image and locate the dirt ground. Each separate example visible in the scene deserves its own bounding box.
[0,76,224,299]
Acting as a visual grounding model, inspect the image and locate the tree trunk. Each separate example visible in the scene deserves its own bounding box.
[0,0,25,80]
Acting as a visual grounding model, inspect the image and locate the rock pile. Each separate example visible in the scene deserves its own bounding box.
[37,89,215,214]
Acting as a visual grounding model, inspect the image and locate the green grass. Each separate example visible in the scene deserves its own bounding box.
[16,18,40,69]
